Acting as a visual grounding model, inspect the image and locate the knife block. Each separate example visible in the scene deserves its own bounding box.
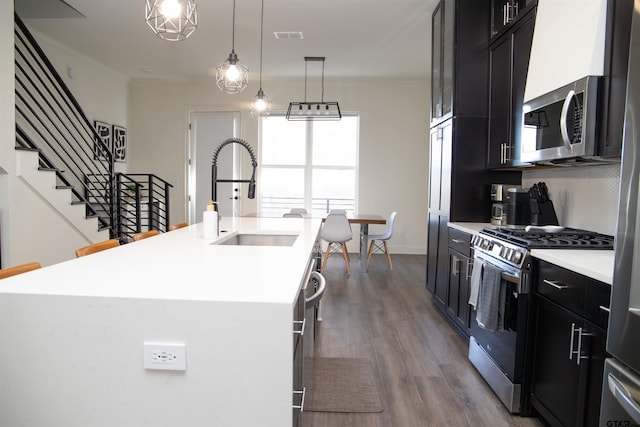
[530,199,559,226]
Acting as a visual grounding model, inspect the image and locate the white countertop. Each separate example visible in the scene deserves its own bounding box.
[448,222,615,285]
[0,217,322,304]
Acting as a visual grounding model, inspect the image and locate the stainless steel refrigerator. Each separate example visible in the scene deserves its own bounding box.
[600,1,640,424]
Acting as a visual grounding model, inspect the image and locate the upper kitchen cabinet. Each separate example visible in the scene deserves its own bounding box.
[430,0,491,125]
[490,0,537,40]
[487,6,536,168]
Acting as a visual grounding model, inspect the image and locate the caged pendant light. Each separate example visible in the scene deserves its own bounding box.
[145,0,197,42]
[216,0,249,94]
[286,57,341,121]
[250,0,272,118]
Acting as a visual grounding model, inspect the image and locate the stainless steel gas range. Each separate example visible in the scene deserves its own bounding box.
[468,226,614,414]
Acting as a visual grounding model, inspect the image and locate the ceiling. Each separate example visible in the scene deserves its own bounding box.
[15,0,436,82]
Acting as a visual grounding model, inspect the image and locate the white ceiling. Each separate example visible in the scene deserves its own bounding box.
[15,0,436,82]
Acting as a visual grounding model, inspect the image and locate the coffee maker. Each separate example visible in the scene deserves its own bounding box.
[490,184,519,225]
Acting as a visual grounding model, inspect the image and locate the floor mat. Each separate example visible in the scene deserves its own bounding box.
[303,357,384,413]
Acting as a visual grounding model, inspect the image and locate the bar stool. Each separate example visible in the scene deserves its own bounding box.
[0,262,42,279]
[75,239,120,257]
[168,222,188,231]
[132,230,160,241]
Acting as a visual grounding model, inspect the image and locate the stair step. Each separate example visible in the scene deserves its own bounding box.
[56,185,74,190]
[70,201,86,206]
[15,146,41,152]
[38,167,58,172]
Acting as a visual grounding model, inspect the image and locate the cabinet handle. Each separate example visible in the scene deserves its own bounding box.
[569,323,580,361]
[451,239,464,244]
[543,279,568,290]
[466,259,473,280]
[505,143,511,162]
[293,319,306,336]
[292,387,306,411]
[599,305,611,313]
[451,255,460,276]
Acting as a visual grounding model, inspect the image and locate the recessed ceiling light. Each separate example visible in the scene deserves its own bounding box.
[274,31,303,40]
[140,68,153,74]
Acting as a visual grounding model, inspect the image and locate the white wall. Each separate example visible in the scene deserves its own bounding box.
[0,20,130,267]
[128,77,430,254]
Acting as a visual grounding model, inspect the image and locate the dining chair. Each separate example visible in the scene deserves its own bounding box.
[283,213,303,218]
[75,239,120,258]
[366,211,397,271]
[329,209,347,215]
[132,230,160,241]
[320,213,353,274]
[0,262,42,279]
[289,208,307,215]
[168,222,188,231]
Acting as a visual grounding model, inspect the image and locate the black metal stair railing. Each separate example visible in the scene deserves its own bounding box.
[14,13,115,235]
[115,173,174,242]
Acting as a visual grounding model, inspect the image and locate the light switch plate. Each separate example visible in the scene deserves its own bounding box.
[143,342,186,371]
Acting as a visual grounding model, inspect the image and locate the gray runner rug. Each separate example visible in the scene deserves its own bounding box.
[303,357,384,413]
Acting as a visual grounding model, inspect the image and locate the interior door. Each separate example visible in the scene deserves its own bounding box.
[189,111,240,223]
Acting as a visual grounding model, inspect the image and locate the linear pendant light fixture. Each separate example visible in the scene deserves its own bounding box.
[216,0,249,94]
[250,0,271,118]
[145,0,197,42]
[286,56,341,121]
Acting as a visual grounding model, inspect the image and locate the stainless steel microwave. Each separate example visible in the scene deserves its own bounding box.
[521,76,599,163]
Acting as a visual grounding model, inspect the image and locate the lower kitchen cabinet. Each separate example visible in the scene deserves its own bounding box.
[530,260,610,426]
[446,228,472,335]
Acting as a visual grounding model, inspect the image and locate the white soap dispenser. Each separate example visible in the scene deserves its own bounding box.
[203,200,219,238]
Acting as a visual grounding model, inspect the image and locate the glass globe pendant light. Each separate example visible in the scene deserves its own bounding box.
[250,0,272,118]
[145,0,197,42]
[216,0,249,94]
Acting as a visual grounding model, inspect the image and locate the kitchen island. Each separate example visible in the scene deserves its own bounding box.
[0,216,322,427]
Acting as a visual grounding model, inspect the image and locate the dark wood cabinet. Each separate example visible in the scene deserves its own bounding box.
[530,260,610,427]
[446,228,472,335]
[490,0,536,40]
[426,0,521,318]
[487,6,535,168]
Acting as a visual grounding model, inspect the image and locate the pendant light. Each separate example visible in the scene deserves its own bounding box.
[216,0,249,94]
[250,0,272,118]
[145,0,197,42]
[286,57,341,121]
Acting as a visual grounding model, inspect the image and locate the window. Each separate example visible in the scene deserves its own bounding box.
[259,114,359,217]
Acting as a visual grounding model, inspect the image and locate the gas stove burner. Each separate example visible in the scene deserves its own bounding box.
[481,227,614,250]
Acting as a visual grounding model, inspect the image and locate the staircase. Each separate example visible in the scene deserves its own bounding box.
[14,13,173,243]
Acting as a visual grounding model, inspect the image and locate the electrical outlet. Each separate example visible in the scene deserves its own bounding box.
[143,343,186,371]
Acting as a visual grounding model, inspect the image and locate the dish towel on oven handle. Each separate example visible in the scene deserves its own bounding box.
[468,257,484,309]
[476,262,507,332]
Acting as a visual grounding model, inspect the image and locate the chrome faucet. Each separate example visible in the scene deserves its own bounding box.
[211,137,257,203]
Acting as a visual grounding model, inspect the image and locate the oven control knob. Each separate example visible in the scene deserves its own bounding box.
[513,251,522,263]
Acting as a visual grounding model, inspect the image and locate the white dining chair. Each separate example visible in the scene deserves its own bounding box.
[366,211,397,271]
[320,213,353,274]
[283,213,303,218]
[289,208,307,215]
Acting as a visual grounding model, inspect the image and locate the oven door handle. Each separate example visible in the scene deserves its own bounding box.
[501,271,520,286]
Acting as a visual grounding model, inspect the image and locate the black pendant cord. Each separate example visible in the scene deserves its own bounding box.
[259,0,264,90]
[304,59,308,103]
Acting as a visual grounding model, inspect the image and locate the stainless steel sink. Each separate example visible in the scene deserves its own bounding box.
[215,233,299,246]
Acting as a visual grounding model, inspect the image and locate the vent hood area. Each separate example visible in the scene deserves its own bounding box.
[524,0,608,103]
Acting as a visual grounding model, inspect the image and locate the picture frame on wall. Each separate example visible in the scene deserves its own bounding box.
[112,125,127,162]
[93,120,111,161]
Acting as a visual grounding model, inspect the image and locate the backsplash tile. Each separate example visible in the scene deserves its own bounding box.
[522,163,621,236]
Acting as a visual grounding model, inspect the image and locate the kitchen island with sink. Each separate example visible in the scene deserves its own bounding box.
[0,217,322,427]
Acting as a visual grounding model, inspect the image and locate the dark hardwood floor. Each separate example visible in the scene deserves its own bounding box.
[303,254,545,427]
